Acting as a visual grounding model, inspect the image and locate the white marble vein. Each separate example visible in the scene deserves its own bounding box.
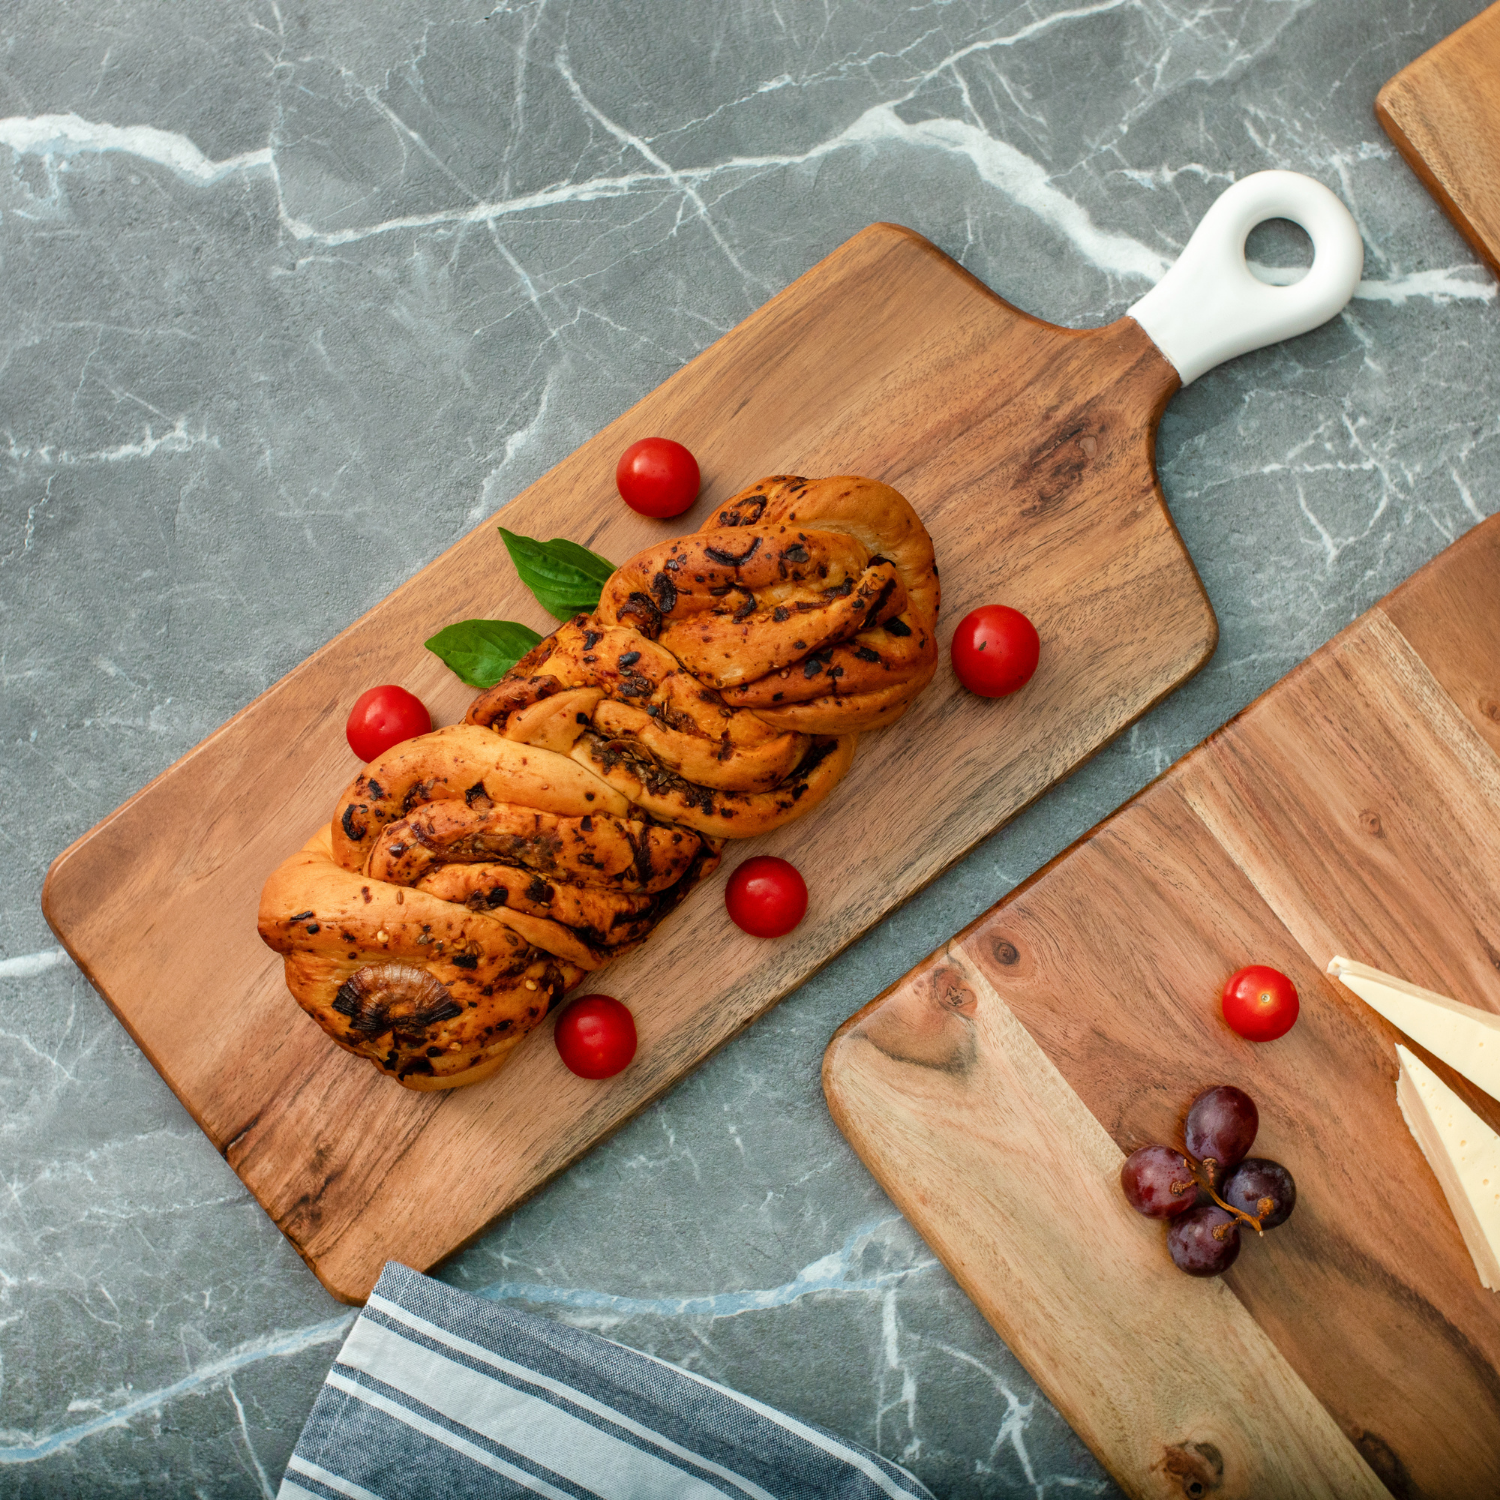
[0,1217,933,1465]
[474,1215,936,1330]
[0,115,273,185]
[0,948,69,980]
[0,1313,355,1465]
[0,98,1481,313]
[5,419,221,473]
[1354,266,1497,303]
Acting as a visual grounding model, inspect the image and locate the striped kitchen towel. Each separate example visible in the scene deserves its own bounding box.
[278,1261,934,1500]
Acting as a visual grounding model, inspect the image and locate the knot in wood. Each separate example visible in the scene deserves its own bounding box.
[931,966,978,1015]
[1159,1439,1223,1496]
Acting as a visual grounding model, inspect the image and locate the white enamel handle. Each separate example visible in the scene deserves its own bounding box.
[1127,170,1363,386]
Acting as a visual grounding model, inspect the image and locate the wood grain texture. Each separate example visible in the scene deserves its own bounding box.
[1381,509,1500,759]
[825,512,1500,1499]
[826,947,1385,1500]
[1377,2,1500,276]
[43,222,1218,1303]
[1179,610,1500,1028]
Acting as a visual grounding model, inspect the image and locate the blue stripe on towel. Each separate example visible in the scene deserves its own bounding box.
[301,1378,597,1498]
[352,1306,748,1495]
[278,1262,932,1500]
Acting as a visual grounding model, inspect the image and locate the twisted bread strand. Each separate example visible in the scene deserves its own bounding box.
[260,731,721,1088]
[466,618,858,839]
[468,473,938,823]
[259,825,589,1089]
[703,475,940,733]
[593,474,939,734]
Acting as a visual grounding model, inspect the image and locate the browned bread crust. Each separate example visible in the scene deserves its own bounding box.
[330,723,628,873]
[701,475,940,734]
[259,825,583,1089]
[469,472,936,821]
[466,616,858,839]
[262,730,721,1088]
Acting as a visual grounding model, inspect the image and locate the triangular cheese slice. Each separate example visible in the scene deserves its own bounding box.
[1328,957,1500,1104]
[1396,1044,1500,1291]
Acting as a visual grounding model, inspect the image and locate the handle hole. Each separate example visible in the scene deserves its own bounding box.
[1244,217,1313,286]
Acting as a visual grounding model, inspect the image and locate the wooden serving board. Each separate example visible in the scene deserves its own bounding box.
[825,513,1500,1499]
[43,223,1220,1304]
[1378,1,1500,275]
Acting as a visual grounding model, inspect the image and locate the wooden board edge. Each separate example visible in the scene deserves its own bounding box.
[822,951,947,1114]
[869,220,1092,336]
[1375,3,1500,278]
[1139,342,1214,665]
[1374,90,1500,281]
[39,864,237,1154]
[309,1074,716,1304]
[1379,509,1500,615]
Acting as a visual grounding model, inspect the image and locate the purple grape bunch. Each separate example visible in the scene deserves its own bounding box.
[1120,1085,1297,1277]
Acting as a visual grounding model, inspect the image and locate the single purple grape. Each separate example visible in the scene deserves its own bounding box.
[1168,1205,1241,1276]
[1184,1085,1258,1187]
[1221,1158,1296,1230]
[1121,1145,1199,1219]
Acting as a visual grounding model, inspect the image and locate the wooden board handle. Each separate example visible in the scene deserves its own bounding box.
[1129,170,1364,385]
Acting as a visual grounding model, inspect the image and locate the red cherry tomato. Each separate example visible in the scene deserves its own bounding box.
[346,685,432,762]
[554,994,637,1079]
[725,855,808,938]
[616,437,700,518]
[1222,965,1300,1042]
[950,605,1040,697]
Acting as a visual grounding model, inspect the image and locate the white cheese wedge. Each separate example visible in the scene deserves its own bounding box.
[1395,1044,1500,1291]
[1328,957,1500,1103]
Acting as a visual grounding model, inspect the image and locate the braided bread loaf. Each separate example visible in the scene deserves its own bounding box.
[258,474,938,1090]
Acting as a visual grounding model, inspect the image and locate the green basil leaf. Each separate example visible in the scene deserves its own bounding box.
[424,619,544,689]
[499,528,616,621]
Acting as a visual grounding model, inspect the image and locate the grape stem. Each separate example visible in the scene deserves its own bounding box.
[1186,1153,1265,1236]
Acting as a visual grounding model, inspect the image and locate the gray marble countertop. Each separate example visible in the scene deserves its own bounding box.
[3,2,1497,1495]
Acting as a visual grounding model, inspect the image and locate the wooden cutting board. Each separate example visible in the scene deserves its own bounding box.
[824,512,1500,1500]
[1378,1,1500,275]
[42,222,1225,1305]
